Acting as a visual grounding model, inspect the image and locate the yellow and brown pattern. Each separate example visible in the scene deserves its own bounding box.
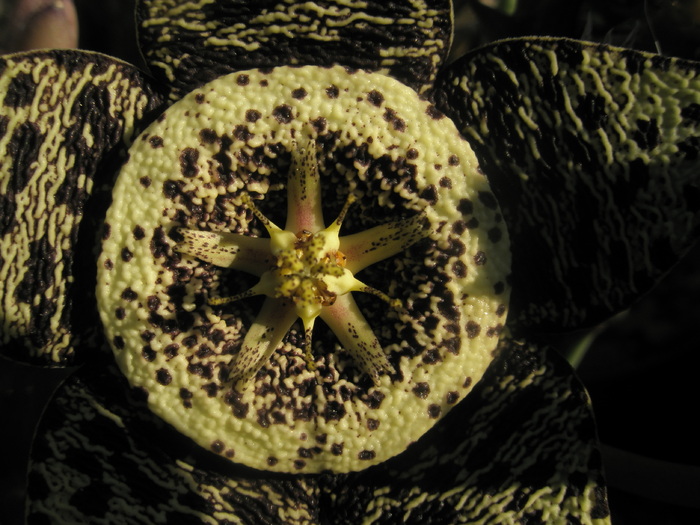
[0,50,165,364]
[136,0,453,99]
[435,37,700,331]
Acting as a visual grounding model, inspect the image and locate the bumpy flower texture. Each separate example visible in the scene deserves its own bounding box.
[1,0,699,523]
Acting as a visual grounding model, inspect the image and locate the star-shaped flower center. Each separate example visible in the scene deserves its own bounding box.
[177,137,427,389]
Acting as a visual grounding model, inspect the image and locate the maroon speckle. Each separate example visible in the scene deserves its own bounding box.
[115,307,125,320]
[358,450,376,461]
[142,346,156,361]
[466,321,481,339]
[412,382,430,399]
[406,148,418,160]
[293,460,306,470]
[292,87,307,99]
[311,117,327,132]
[139,176,151,188]
[426,105,444,119]
[194,93,205,104]
[180,148,199,178]
[199,128,218,144]
[448,155,460,166]
[149,136,164,148]
[326,85,339,98]
[474,251,487,266]
[236,74,249,86]
[428,404,441,419]
[245,109,261,122]
[272,104,294,124]
[211,440,225,454]
[446,391,459,404]
[133,226,145,240]
[156,368,172,385]
[121,287,137,301]
[331,443,344,456]
[367,90,384,106]
[121,247,132,262]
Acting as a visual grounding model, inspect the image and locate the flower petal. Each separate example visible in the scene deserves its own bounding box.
[26,338,608,523]
[136,0,453,99]
[27,362,322,524]
[320,293,393,382]
[435,37,700,331]
[0,50,165,365]
[336,337,610,523]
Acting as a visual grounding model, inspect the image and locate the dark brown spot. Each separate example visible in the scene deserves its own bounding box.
[211,440,225,454]
[428,404,442,419]
[272,104,293,123]
[149,136,164,148]
[298,447,313,458]
[474,251,487,266]
[234,125,254,141]
[267,457,278,466]
[121,247,133,262]
[293,460,306,470]
[292,87,307,99]
[236,74,249,86]
[422,349,442,365]
[311,117,327,132]
[103,258,113,271]
[406,148,418,160]
[383,108,406,131]
[245,109,261,122]
[466,321,481,339]
[326,85,339,98]
[463,376,473,388]
[331,443,344,456]
[180,148,199,178]
[133,226,145,240]
[113,336,124,349]
[199,128,218,144]
[412,382,430,399]
[323,401,346,421]
[419,185,438,204]
[121,288,137,301]
[367,90,384,106]
[488,227,503,243]
[358,450,376,461]
[439,176,452,188]
[142,346,156,361]
[164,344,179,359]
[457,199,473,216]
[147,295,160,311]
[448,155,460,166]
[139,176,151,188]
[194,93,205,104]
[452,260,467,278]
[156,368,172,385]
[202,383,218,397]
[446,391,459,404]
[115,307,125,320]
[367,419,380,431]
[426,105,444,119]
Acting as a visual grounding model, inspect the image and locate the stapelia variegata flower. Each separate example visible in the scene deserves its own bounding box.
[96,66,510,472]
[1,0,700,523]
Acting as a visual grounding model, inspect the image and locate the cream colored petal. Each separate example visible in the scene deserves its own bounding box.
[231,297,298,390]
[176,228,272,275]
[340,213,428,274]
[320,294,393,384]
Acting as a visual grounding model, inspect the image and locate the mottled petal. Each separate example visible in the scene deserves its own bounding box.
[341,213,428,274]
[231,297,298,389]
[435,37,700,331]
[285,134,325,233]
[0,50,164,365]
[137,0,453,98]
[177,228,272,275]
[320,293,393,382]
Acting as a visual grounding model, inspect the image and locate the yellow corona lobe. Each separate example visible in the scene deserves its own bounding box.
[177,137,427,389]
